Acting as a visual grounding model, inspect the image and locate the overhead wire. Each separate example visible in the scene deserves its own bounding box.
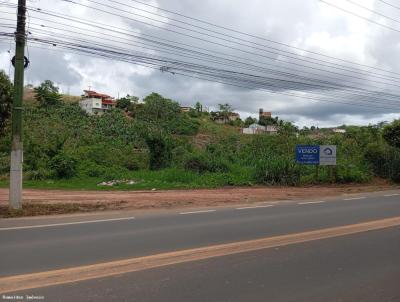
[59,0,400,83]
[319,0,400,34]
[26,24,400,106]
[376,0,400,11]
[2,1,400,112]
[343,0,400,25]
[9,4,400,91]
[23,32,400,109]
[124,0,400,77]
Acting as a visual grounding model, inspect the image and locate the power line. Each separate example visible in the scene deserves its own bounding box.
[3,5,400,104]
[4,9,398,107]
[2,2,399,112]
[343,0,400,25]
[23,33,400,110]
[26,24,400,105]
[376,0,400,11]
[19,4,400,90]
[60,0,400,83]
[26,40,399,111]
[319,0,400,33]
[26,8,400,89]
[121,0,400,78]
[30,40,399,111]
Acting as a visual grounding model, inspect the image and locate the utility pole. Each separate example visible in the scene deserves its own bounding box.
[9,0,27,209]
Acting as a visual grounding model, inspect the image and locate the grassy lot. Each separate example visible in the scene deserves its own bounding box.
[0,167,256,191]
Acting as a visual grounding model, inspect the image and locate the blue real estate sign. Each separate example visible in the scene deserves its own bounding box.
[296,145,320,165]
[296,145,337,165]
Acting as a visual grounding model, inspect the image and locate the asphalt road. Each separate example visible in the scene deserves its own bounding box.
[1,190,400,301]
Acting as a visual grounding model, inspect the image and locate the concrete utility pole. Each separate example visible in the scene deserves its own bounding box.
[9,0,27,209]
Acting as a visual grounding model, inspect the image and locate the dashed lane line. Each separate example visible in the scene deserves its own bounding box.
[0,217,136,231]
[236,205,274,210]
[384,194,399,197]
[343,197,366,201]
[297,201,326,205]
[179,210,217,215]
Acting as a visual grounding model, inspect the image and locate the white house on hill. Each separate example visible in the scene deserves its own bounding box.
[242,124,278,135]
[79,90,116,115]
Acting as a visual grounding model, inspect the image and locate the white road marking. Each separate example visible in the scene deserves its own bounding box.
[343,197,366,201]
[236,205,274,210]
[384,194,400,197]
[0,217,136,231]
[298,201,326,205]
[179,210,217,215]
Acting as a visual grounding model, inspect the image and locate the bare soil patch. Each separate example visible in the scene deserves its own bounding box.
[0,179,397,218]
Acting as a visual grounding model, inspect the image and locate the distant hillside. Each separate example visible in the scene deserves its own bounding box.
[1,91,398,190]
[23,87,80,104]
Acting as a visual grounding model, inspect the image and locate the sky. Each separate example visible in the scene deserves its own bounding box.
[1,0,400,127]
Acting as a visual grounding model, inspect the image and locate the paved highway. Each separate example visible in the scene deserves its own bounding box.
[1,190,400,301]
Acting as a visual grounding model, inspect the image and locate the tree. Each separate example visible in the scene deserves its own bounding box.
[139,93,180,122]
[116,97,131,110]
[137,93,199,135]
[0,70,13,135]
[195,101,202,113]
[34,80,61,107]
[116,95,139,111]
[278,121,298,137]
[244,116,257,127]
[218,103,233,123]
[383,120,400,149]
[34,80,62,107]
[145,130,173,170]
[259,116,279,126]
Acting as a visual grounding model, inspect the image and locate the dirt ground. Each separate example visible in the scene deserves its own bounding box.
[0,179,398,216]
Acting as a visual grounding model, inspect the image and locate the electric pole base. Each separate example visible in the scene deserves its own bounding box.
[9,140,23,210]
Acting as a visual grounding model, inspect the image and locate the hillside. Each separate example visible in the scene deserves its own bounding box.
[1,86,400,190]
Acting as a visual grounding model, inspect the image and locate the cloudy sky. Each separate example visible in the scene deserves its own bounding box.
[1,0,400,127]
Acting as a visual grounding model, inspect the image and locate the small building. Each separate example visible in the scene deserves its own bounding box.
[213,112,241,124]
[242,124,278,135]
[332,128,346,134]
[259,109,272,120]
[242,123,266,134]
[79,90,116,115]
[180,106,192,113]
[266,125,278,135]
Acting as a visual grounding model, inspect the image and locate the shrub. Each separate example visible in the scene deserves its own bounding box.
[383,120,400,149]
[335,164,371,183]
[124,157,141,171]
[101,167,130,181]
[184,153,230,173]
[145,132,173,170]
[25,168,53,181]
[365,143,400,182]
[77,161,104,178]
[49,153,77,179]
[254,157,300,186]
[0,154,9,175]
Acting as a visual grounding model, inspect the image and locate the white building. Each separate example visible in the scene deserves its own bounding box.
[242,124,278,135]
[332,128,346,134]
[79,90,116,115]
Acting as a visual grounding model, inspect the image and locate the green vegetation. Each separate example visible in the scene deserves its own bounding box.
[0,70,13,136]
[34,80,62,107]
[0,75,399,190]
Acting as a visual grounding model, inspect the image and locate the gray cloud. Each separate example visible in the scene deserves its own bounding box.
[1,0,400,126]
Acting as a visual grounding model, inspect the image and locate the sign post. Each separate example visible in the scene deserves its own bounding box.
[319,145,337,166]
[296,145,320,165]
[296,145,337,181]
